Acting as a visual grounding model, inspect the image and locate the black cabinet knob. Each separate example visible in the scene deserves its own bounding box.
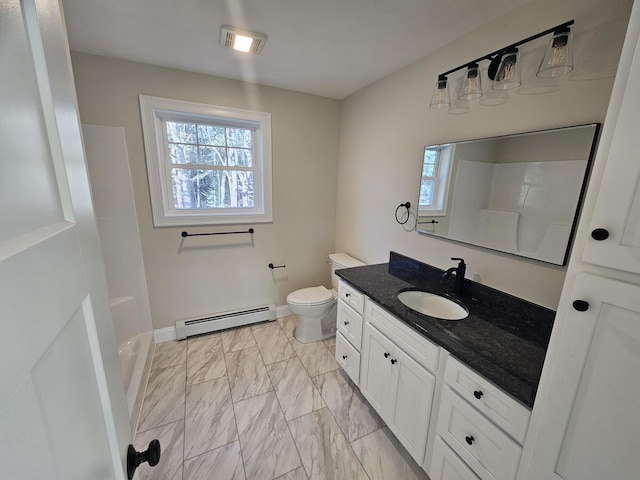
[465,435,474,445]
[572,300,589,312]
[473,390,483,399]
[345,292,351,297]
[127,440,161,480]
[342,355,347,360]
[384,352,390,358]
[344,321,349,326]
[591,228,609,241]
[390,359,397,365]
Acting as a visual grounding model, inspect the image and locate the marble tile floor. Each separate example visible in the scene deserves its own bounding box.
[133,315,429,480]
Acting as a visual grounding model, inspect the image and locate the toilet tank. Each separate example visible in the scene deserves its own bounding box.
[329,253,365,290]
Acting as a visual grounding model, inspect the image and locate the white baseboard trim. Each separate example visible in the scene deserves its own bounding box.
[154,326,177,343]
[276,305,292,318]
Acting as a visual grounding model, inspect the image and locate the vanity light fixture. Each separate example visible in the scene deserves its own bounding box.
[429,20,574,112]
[429,74,451,108]
[492,48,521,90]
[537,27,573,77]
[220,25,267,54]
[459,63,483,100]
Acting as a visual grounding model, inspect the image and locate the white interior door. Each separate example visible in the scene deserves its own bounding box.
[0,0,130,478]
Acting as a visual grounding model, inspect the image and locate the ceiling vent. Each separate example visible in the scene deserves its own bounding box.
[220,25,267,54]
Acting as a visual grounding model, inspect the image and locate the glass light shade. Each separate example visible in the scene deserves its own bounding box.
[537,30,573,77]
[492,49,521,90]
[429,75,450,108]
[448,77,469,114]
[459,64,482,100]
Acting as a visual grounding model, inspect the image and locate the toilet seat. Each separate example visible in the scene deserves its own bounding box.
[286,286,334,306]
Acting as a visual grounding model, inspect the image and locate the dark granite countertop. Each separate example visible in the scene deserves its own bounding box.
[336,252,556,408]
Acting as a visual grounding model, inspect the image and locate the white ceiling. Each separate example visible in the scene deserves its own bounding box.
[62,0,536,99]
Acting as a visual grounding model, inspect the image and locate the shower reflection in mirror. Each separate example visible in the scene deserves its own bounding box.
[415,124,600,265]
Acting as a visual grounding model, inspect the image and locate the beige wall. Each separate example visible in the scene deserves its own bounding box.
[72,53,341,330]
[336,0,633,309]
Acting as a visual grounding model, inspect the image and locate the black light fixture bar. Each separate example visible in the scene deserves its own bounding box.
[439,20,574,78]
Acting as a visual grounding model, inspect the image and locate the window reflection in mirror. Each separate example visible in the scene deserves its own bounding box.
[419,145,453,217]
[416,124,600,266]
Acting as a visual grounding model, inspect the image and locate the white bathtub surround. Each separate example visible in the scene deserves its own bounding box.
[83,125,154,429]
[109,296,154,431]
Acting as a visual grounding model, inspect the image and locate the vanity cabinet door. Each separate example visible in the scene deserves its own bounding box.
[388,344,435,464]
[360,322,394,415]
[524,273,640,480]
[582,21,640,275]
[361,322,435,465]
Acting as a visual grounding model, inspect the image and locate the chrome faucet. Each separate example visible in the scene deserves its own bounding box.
[442,257,466,295]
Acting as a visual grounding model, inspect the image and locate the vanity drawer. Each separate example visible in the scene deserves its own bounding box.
[365,299,439,373]
[338,280,365,314]
[445,356,530,444]
[437,387,522,480]
[337,300,363,350]
[431,435,481,480]
[336,332,360,385]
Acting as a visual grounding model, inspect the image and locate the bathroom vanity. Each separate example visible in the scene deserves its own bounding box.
[335,252,554,480]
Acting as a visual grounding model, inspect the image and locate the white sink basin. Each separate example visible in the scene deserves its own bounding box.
[397,291,468,320]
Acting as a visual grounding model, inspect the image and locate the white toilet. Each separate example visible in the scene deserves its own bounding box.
[286,253,364,343]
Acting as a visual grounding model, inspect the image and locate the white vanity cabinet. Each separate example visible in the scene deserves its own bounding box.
[335,280,365,384]
[431,357,530,480]
[522,273,640,480]
[581,12,640,276]
[334,280,532,478]
[360,299,438,464]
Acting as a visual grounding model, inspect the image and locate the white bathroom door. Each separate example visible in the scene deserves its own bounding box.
[0,0,129,479]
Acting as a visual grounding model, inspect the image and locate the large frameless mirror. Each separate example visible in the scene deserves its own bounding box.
[416,124,600,265]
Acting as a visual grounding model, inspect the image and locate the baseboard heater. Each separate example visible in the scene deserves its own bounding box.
[175,304,276,340]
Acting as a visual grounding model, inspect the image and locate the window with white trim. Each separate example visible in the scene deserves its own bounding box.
[419,145,453,216]
[139,95,272,226]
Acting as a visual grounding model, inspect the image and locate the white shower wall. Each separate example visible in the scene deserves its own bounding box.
[83,124,154,430]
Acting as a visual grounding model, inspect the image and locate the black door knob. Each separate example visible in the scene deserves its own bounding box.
[572,300,589,312]
[591,228,609,241]
[390,359,397,365]
[473,390,483,399]
[127,440,161,480]
[465,435,475,445]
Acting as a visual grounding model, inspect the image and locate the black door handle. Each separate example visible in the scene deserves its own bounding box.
[127,440,161,480]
